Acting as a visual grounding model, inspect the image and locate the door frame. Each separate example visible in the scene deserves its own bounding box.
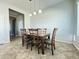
[9,9,25,28]
[9,9,25,40]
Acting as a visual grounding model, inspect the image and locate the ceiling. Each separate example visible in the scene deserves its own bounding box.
[1,0,64,12]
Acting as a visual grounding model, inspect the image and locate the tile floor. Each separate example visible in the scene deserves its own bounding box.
[0,37,79,59]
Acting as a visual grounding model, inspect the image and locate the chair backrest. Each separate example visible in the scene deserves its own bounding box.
[43,28,47,35]
[38,28,47,35]
[28,28,39,35]
[20,29,26,35]
[51,28,58,42]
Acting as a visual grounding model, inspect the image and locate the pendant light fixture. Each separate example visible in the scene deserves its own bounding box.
[29,0,32,16]
[29,13,32,16]
[33,0,37,15]
[28,0,42,16]
[33,12,36,15]
[38,0,42,13]
[38,9,42,13]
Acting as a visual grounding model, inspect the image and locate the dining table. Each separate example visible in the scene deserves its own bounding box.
[22,32,50,54]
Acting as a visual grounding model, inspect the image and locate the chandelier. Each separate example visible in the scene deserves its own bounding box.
[29,0,42,16]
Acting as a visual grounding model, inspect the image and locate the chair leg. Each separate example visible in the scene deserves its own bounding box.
[51,45,54,55]
[45,44,47,48]
[53,42,56,50]
[26,43,28,49]
[38,48,40,54]
[22,36,24,47]
[54,45,56,50]
[52,48,54,55]
[38,44,40,54]
[31,44,33,51]
[42,45,45,55]
[25,40,27,49]
[42,48,45,55]
[53,40,56,50]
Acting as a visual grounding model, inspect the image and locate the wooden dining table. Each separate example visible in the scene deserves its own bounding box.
[22,32,50,54]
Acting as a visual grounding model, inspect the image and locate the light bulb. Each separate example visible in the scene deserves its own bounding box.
[38,9,42,13]
[33,12,36,15]
[29,13,32,16]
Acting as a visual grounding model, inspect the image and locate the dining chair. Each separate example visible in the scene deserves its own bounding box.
[28,28,45,54]
[21,29,33,49]
[43,28,47,35]
[26,28,40,51]
[20,29,26,47]
[28,28,39,35]
[37,28,49,54]
[25,33,33,50]
[38,28,47,35]
[45,28,58,55]
[20,29,26,35]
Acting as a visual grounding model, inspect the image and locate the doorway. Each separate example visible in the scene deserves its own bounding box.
[9,9,24,41]
[10,17,16,39]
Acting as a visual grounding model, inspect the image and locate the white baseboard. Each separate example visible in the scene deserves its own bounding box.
[73,42,79,51]
[56,40,72,44]
[56,40,79,51]
[0,41,10,44]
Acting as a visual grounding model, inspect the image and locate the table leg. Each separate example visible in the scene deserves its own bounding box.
[22,36,24,47]
[41,39,45,54]
[42,47,44,54]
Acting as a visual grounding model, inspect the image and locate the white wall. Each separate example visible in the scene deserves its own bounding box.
[30,0,76,43]
[77,2,79,36]
[0,2,10,44]
[0,1,30,44]
[73,2,79,50]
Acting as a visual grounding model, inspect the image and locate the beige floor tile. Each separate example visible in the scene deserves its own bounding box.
[0,37,79,59]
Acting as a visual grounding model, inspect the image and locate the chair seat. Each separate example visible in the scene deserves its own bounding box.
[26,39,31,42]
[45,40,51,45]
